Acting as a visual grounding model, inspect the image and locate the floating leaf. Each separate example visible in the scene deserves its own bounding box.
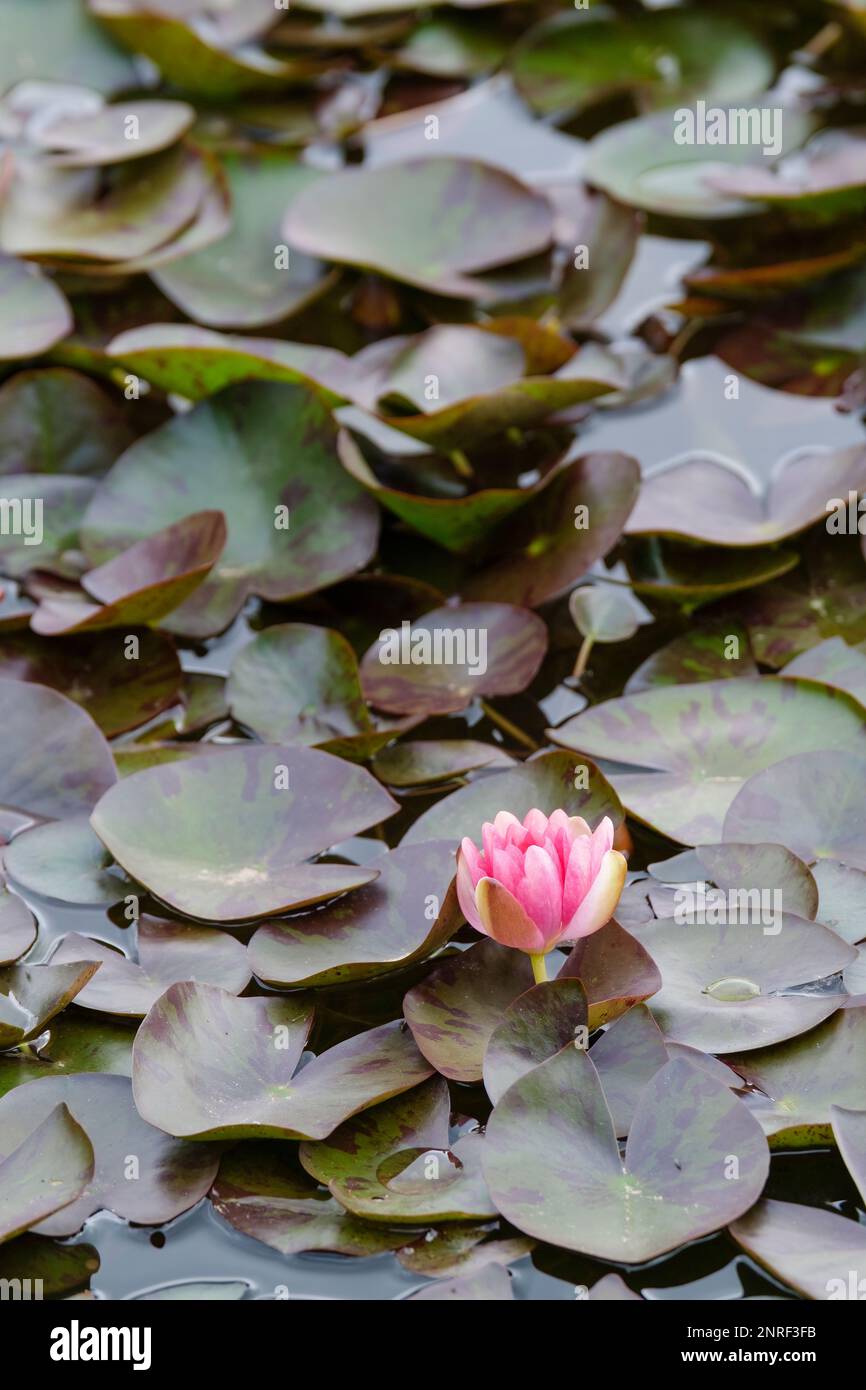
[359,602,547,716]
[372,740,513,787]
[551,678,866,843]
[569,585,647,645]
[0,1073,218,1234]
[0,257,72,361]
[724,752,866,871]
[0,679,116,818]
[91,745,397,921]
[283,158,554,299]
[638,916,853,1052]
[695,842,819,922]
[625,624,758,694]
[81,382,378,638]
[50,918,251,1017]
[0,1013,135,1099]
[558,920,662,1030]
[782,638,866,709]
[587,1005,670,1138]
[406,1266,513,1300]
[0,1234,99,1297]
[740,536,866,666]
[396,1224,533,1278]
[0,960,100,1049]
[248,842,460,988]
[482,1054,769,1262]
[0,369,132,477]
[730,1199,866,1300]
[831,1105,866,1204]
[0,888,36,964]
[708,129,866,223]
[483,979,587,1106]
[34,99,195,167]
[133,984,432,1140]
[812,859,866,944]
[0,1104,93,1245]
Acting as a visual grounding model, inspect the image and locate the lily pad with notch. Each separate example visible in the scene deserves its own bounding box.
[723,752,866,872]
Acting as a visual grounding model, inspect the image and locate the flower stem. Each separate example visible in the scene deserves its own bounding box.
[479,699,539,752]
[530,952,548,985]
[573,634,595,681]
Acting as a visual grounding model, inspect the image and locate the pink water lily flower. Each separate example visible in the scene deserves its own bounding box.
[457,809,627,978]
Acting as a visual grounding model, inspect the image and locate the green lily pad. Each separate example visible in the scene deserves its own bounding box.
[373,740,513,788]
[0,629,181,737]
[133,984,433,1140]
[726,1007,866,1147]
[153,152,330,329]
[0,888,36,964]
[625,623,758,694]
[248,841,461,988]
[730,1199,866,1300]
[740,536,866,665]
[626,450,866,546]
[32,510,227,635]
[401,749,623,848]
[512,10,772,119]
[483,980,588,1106]
[0,256,72,361]
[550,677,866,844]
[708,129,866,224]
[724,752,866,871]
[50,918,251,1017]
[81,382,379,638]
[462,452,641,608]
[0,0,137,95]
[33,99,194,166]
[0,1073,219,1234]
[558,919,662,1030]
[210,1142,410,1258]
[0,1013,135,1100]
[0,369,132,476]
[0,1234,99,1297]
[482,1053,769,1262]
[0,678,116,818]
[283,158,553,299]
[396,1224,533,1278]
[629,544,800,608]
[359,602,547,716]
[831,1105,866,1203]
[638,916,854,1053]
[393,16,508,77]
[0,960,100,1049]
[782,638,866,709]
[90,744,397,921]
[0,1103,93,1244]
[299,1075,450,1186]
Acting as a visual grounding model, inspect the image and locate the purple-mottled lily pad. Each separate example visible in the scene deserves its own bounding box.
[483,979,588,1106]
[397,1224,533,1278]
[724,752,866,872]
[81,382,378,638]
[31,511,227,636]
[626,450,866,547]
[133,984,432,1140]
[727,1006,866,1147]
[210,1142,410,1258]
[0,475,95,579]
[462,452,640,608]
[625,623,758,694]
[359,602,547,717]
[740,536,866,666]
[588,1005,670,1139]
[0,256,72,360]
[373,740,513,787]
[0,1104,94,1245]
[33,99,194,166]
[153,152,331,329]
[248,842,460,988]
[695,842,820,921]
[299,1075,449,1185]
[482,1054,769,1262]
[0,369,132,476]
[0,629,181,737]
[812,860,866,944]
[625,541,799,609]
[511,10,772,120]
[782,638,866,709]
[0,960,100,1049]
[707,129,866,223]
[50,919,251,1017]
[0,888,36,964]
[283,158,554,300]
[406,1266,513,1299]
[550,678,866,844]
[0,1073,218,1234]
[558,919,662,1030]
[831,1105,866,1203]
[638,916,854,1053]
[401,749,623,848]
[0,679,116,818]
[730,1199,866,1300]
[90,745,397,921]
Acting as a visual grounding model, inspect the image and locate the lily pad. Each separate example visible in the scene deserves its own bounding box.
[558,919,662,1030]
[372,740,513,787]
[133,984,432,1140]
[90,744,397,921]
[831,1105,866,1203]
[0,1103,94,1245]
[512,10,772,120]
[34,99,195,166]
[726,1006,866,1147]
[0,1073,219,1234]
[0,474,97,579]
[812,859,866,944]
[482,1053,769,1262]
[50,919,251,1017]
[740,537,866,666]
[724,752,866,871]
[550,677,866,844]
[80,381,379,638]
[0,888,36,964]
[283,158,554,299]
[695,842,819,922]
[402,749,622,848]
[0,0,137,96]
[0,960,100,1049]
[625,624,758,694]
[0,679,117,818]
[638,915,854,1053]
[248,842,461,988]
[708,128,866,224]
[0,629,181,737]
[0,1013,135,1099]
[0,369,132,476]
[781,638,866,709]
[0,256,73,361]
[0,1234,99,1297]
[730,1199,866,1300]
[588,1005,670,1138]
[359,602,547,717]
